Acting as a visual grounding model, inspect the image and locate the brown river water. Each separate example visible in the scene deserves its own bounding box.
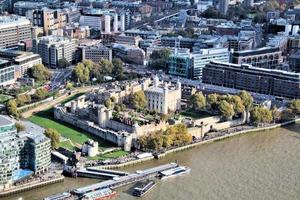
[4,123,300,200]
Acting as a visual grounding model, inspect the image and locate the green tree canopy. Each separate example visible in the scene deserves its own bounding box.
[289,99,300,115]
[33,88,48,100]
[130,91,147,110]
[73,63,90,84]
[229,95,245,114]
[16,94,31,106]
[6,99,19,118]
[206,93,219,110]
[250,106,273,126]
[112,58,124,80]
[149,49,171,71]
[58,58,70,68]
[219,100,235,120]
[239,90,253,110]
[104,98,112,109]
[191,92,206,110]
[15,122,25,132]
[44,128,60,149]
[29,64,52,81]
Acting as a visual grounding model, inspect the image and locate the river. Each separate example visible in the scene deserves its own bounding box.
[5,123,300,200]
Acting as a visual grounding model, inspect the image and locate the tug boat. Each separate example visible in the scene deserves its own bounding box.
[82,188,117,200]
[159,166,191,180]
[132,180,156,197]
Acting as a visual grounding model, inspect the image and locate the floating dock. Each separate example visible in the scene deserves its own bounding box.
[72,162,178,196]
[76,167,129,179]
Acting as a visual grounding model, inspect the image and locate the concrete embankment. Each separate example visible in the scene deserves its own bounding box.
[100,118,300,169]
[0,176,64,198]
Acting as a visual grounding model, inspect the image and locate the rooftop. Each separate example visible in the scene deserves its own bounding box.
[0,115,14,127]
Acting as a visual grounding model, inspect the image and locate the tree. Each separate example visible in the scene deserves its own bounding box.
[104,98,112,109]
[219,100,235,120]
[29,64,51,81]
[271,106,281,123]
[130,91,147,110]
[229,95,245,115]
[201,7,225,19]
[114,104,121,112]
[149,49,171,71]
[58,58,70,68]
[99,59,114,74]
[16,94,31,106]
[15,122,25,132]
[280,109,295,121]
[289,99,300,115]
[253,12,267,23]
[65,81,74,90]
[112,58,124,80]
[206,93,219,110]
[191,92,206,110]
[73,63,90,84]
[44,128,60,149]
[239,90,253,110]
[6,99,19,118]
[33,88,48,100]
[250,106,273,126]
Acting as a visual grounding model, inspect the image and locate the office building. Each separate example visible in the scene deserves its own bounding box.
[219,0,229,15]
[168,48,230,79]
[225,36,254,51]
[231,47,283,69]
[81,44,112,62]
[0,49,42,76]
[32,36,76,68]
[30,8,67,35]
[13,1,46,16]
[0,15,31,49]
[112,44,145,65]
[289,50,300,72]
[202,61,300,99]
[0,115,51,189]
[0,59,16,86]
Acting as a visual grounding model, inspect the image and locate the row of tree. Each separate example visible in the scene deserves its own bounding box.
[139,124,192,151]
[28,64,52,82]
[190,90,253,120]
[72,59,124,84]
[6,87,49,118]
[149,49,171,71]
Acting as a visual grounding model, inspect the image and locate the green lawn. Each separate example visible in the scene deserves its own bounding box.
[29,109,113,151]
[59,140,75,151]
[88,150,129,161]
[180,109,212,119]
[0,94,12,103]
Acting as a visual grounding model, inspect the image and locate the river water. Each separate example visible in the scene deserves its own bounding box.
[5,124,300,200]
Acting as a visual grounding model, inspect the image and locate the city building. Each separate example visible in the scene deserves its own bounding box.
[144,76,181,114]
[0,59,16,86]
[219,0,229,15]
[112,44,145,65]
[202,61,300,99]
[81,44,112,63]
[29,8,67,35]
[168,48,230,79]
[0,49,42,76]
[0,15,31,49]
[225,36,254,51]
[289,50,300,72]
[13,1,46,16]
[114,35,142,46]
[231,47,283,69]
[63,25,90,39]
[32,36,76,68]
[0,115,51,189]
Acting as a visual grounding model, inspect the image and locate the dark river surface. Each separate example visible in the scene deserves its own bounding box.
[5,123,300,200]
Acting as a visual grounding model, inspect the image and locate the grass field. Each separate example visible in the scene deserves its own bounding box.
[180,108,212,119]
[0,94,12,103]
[29,108,113,151]
[88,150,129,161]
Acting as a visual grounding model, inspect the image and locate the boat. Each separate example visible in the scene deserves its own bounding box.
[158,166,191,180]
[132,180,156,197]
[82,188,117,200]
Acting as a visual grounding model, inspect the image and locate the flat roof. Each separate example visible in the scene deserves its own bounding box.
[0,115,14,127]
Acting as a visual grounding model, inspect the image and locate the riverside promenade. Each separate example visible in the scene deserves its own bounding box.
[99,118,300,169]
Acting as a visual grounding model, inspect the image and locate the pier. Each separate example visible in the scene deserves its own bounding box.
[72,162,178,196]
[76,168,129,179]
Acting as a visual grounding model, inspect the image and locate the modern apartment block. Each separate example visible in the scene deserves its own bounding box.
[13,1,46,16]
[0,115,51,189]
[81,44,112,62]
[202,61,300,99]
[0,49,42,76]
[0,15,31,49]
[32,36,76,68]
[231,47,283,69]
[30,8,67,35]
[0,59,16,86]
[168,48,230,80]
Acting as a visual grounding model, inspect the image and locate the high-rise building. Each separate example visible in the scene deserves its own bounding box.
[32,36,76,68]
[202,61,300,99]
[0,15,31,49]
[13,1,46,16]
[0,116,51,189]
[219,0,229,15]
[0,59,16,86]
[168,48,230,79]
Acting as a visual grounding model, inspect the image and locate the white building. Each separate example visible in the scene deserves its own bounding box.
[81,44,112,62]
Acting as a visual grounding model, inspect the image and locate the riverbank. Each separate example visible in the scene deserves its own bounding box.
[0,176,64,198]
[100,118,300,169]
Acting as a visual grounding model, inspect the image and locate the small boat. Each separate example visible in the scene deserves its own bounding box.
[159,166,191,180]
[132,180,156,197]
[82,188,117,200]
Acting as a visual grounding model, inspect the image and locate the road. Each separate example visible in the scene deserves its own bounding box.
[21,86,94,118]
[50,67,73,91]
